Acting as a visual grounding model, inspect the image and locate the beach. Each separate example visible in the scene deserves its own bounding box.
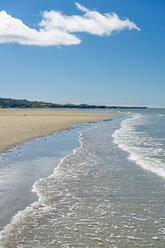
[0,110,112,231]
[0,109,111,153]
[0,109,165,247]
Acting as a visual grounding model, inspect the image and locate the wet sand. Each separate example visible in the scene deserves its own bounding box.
[0,125,83,230]
[0,109,112,153]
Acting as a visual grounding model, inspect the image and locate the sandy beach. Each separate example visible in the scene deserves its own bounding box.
[0,109,112,153]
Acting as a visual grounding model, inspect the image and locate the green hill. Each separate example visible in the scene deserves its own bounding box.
[0,98,148,109]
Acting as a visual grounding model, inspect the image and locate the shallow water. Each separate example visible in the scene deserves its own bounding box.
[0,124,86,230]
[0,110,165,247]
[113,113,165,178]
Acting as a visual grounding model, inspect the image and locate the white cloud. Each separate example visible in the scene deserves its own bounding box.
[0,3,140,46]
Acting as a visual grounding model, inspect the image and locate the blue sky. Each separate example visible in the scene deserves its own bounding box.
[0,0,165,106]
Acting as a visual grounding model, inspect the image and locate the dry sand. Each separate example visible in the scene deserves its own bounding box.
[0,109,113,152]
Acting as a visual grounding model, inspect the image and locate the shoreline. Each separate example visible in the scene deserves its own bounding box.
[0,119,112,231]
[0,111,165,247]
[0,109,114,153]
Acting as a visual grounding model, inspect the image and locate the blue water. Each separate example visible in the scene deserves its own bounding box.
[0,109,165,247]
[113,111,165,178]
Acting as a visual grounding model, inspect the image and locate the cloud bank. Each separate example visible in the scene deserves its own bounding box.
[0,2,140,46]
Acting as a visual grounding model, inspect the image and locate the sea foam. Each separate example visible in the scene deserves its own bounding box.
[112,114,165,178]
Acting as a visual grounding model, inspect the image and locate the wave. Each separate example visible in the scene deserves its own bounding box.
[0,117,164,247]
[112,114,165,178]
[0,123,100,247]
[0,132,82,243]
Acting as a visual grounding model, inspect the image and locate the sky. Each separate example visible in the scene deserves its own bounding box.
[0,0,165,106]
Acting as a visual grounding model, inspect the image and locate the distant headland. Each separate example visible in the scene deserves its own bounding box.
[0,98,148,109]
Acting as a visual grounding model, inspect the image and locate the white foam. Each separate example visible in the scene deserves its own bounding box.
[0,122,102,244]
[152,236,159,240]
[112,114,165,179]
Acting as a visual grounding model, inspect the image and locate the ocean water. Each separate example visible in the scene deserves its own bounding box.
[113,111,165,178]
[0,109,165,247]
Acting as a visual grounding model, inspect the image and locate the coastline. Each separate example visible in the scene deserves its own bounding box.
[0,111,165,247]
[0,109,113,153]
[0,119,113,231]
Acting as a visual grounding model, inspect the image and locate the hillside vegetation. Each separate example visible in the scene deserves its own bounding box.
[0,98,147,109]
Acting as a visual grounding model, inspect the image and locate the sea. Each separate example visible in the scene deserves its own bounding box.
[0,108,165,248]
